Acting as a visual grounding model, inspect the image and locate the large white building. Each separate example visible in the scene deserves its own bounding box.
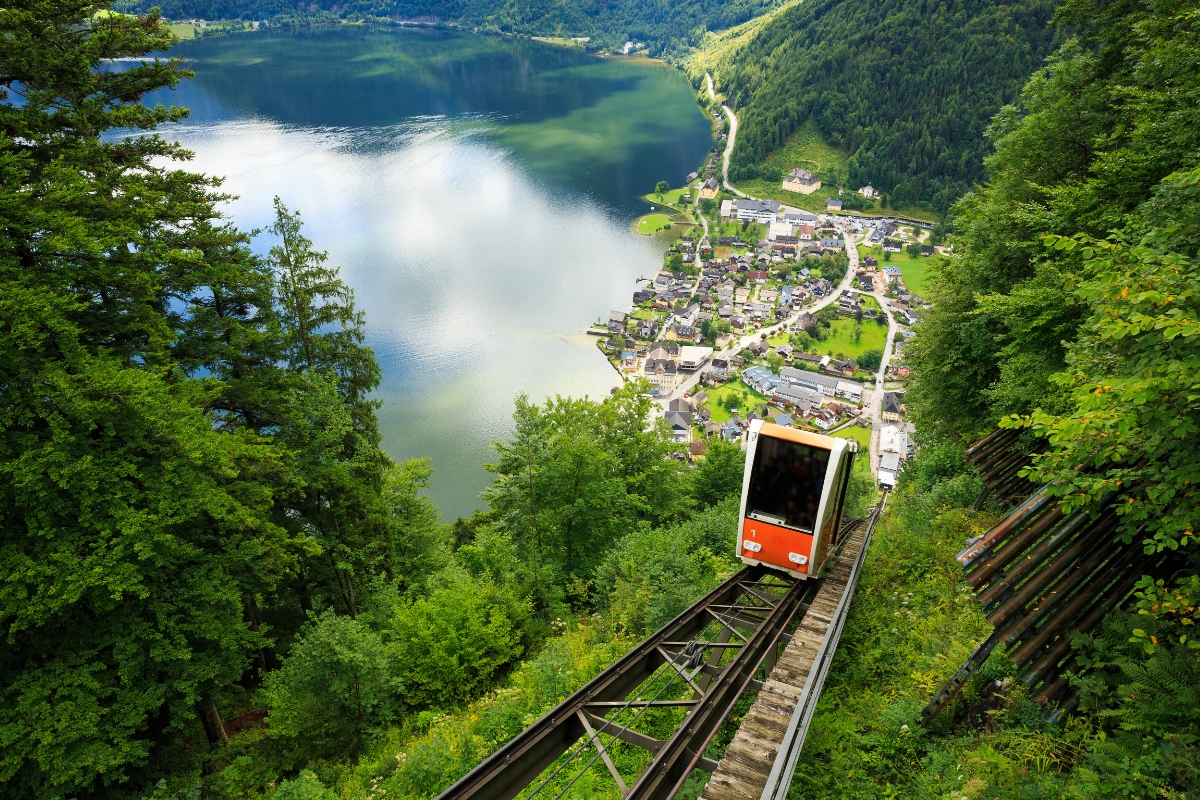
[733,199,782,224]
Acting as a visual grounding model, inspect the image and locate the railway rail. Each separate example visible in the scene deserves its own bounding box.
[436,503,885,800]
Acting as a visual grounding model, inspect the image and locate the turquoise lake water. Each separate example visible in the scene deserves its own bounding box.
[149,26,714,517]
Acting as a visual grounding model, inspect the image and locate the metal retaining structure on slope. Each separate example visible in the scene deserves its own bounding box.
[435,510,878,800]
[922,430,1187,724]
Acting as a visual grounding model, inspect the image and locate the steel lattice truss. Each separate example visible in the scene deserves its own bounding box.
[435,566,822,800]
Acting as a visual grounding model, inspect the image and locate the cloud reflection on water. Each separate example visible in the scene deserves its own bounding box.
[173,116,662,517]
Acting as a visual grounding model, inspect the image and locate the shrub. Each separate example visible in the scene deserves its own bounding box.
[385,577,526,709]
[261,611,397,757]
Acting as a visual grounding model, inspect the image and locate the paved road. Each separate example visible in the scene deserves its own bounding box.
[706,72,748,199]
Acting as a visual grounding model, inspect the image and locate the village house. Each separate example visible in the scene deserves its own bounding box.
[819,237,843,250]
[664,400,692,443]
[642,357,679,394]
[882,391,906,422]
[883,238,903,253]
[782,168,821,195]
[608,310,627,333]
[700,177,719,199]
[812,407,838,429]
[827,198,843,212]
[719,199,734,220]
[796,224,814,241]
[883,265,903,282]
[741,364,780,395]
[858,185,878,199]
[921,244,935,256]
[708,357,730,380]
[782,209,818,226]
[863,256,878,268]
[679,345,713,370]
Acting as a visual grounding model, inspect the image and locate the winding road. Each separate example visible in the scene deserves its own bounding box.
[706,73,748,199]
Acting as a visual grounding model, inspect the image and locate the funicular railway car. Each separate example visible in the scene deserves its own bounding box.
[737,421,857,578]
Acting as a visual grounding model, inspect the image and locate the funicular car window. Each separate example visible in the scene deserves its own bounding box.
[746,436,830,533]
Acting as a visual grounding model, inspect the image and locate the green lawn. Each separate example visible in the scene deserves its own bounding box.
[832,424,872,449]
[818,317,888,361]
[863,245,934,298]
[707,220,765,244]
[636,213,674,235]
[702,381,770,424]
[643,187,692,209]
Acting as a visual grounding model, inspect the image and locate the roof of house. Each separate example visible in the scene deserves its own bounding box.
[689,440,708,456]
[785,168,817,183]
[610,310,627,321]
[736,199,782,214]
[665,410,691,430]
[774,412,794,426]
[827,199,843,209]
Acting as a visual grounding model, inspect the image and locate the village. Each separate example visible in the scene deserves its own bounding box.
[594,156,937,490]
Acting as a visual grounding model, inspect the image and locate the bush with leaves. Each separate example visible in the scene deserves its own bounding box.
[383,575,526,709]
[262,611,397,758]
[594,498,740,635]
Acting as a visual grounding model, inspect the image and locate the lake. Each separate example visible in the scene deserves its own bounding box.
[149,26,713,518]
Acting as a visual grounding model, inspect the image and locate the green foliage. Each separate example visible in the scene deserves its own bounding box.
[655,180,670,194]
[1069,610,1200,797]
[857,348,882,372]
[906,0,1200,441]
[482,384,685,611]
[344,620,632,799]
[689,438,746,508]
[262,611,397,756]
[595,497,739,636]
[384,577,526,708]
[842,455,876,520]
[713,0,1059,210]
[274,771,337,800]
[0,4,302,794]
[700,315,731,341]
[1008,210,1200,552]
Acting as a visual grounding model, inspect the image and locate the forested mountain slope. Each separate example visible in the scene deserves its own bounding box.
[117,0,778,54]
[695,0,1060,211]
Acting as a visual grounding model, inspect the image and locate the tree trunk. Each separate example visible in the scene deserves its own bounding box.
[244,596,278,677]
[198,696,228,748]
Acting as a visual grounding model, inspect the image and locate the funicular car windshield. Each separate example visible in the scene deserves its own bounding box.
[745,435,831,533]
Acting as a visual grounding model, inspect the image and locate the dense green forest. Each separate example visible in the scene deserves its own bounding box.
[0,8,771,798]
[113,0,778,54]
[694,0,1060,212]
[4,0,1200,796]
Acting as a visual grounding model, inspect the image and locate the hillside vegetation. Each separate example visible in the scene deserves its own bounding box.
[693,0,1059,211]
[115,0,781,54]
[4,0,1200,797]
